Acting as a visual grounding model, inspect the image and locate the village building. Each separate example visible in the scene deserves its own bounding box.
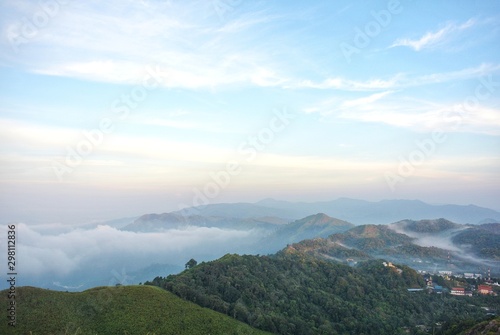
[478,285,493,295]
[450,287,465,296]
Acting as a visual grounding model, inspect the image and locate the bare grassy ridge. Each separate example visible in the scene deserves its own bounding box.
[0,285,271,335]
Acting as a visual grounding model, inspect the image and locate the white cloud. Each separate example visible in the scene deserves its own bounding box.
[408,63,500,85]
[391,19,476,51]
[35,60,147,84]
[292,76,400,91]
[294,63,500,92]
[342,91,394,108]
[0,223,259,287]
[137,117,207,130]
[340,102,500,135]
[303,89,500,135]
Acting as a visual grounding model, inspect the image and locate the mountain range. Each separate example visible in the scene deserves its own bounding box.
[10,198,500,293]
[122,204,500,275]
[173,198,500,225]
[122,212,287,232]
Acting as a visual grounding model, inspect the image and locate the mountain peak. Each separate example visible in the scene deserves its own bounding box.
[295,213,353,227]
[306,212,330,221]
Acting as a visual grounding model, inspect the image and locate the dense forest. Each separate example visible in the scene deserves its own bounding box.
[146,250,498,335]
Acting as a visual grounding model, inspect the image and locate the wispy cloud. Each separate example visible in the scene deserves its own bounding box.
[341,91,394,108]
[390,19,476,51]
[340,100,500,135]
[296,63,500,91]
[291,76,401,91]
[1,0,289,90]
[137,117,205,130]
[304,90,500,135]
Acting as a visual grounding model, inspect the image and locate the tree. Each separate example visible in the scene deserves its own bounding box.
[185,258,198,269]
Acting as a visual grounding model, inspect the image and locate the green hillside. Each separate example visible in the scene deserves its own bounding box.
[275,213,354,242]
[0,285,271,335]
[287,237,372,262]
[453,227,500,259]
[148,252,497,335]
[329,224,414,252]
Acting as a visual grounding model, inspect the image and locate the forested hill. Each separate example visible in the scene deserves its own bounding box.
[146,251,495,335]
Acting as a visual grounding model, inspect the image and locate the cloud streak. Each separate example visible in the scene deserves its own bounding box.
[390,19,476,51]
[293,63,500,92]
[339,102,500,135]
[302,65,500,135]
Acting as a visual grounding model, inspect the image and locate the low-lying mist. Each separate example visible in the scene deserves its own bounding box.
[0,223,263,291]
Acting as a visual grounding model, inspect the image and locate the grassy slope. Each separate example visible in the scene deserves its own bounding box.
[0,285,271,335]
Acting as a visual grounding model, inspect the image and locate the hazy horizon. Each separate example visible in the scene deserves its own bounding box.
[2,196,500,226]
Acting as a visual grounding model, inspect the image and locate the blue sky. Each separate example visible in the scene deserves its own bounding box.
[1,0,499,223]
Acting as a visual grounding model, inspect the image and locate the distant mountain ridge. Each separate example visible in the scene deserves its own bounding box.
[172,198,500,225]
[122,213,287,232]
[126,199,500,232]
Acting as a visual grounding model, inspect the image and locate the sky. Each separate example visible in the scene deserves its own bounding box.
[1,0,500,224]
